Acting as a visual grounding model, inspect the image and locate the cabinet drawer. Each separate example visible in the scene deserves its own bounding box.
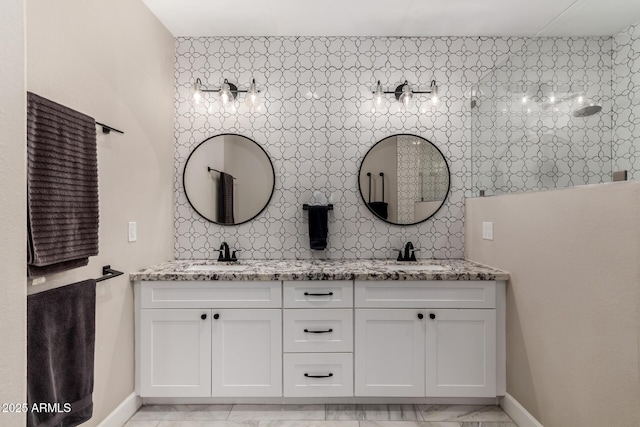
[283,309,353,353]
[283,353,353,397]
[140,281,281,309]
[283,281,353,308]
[355,281,496,309]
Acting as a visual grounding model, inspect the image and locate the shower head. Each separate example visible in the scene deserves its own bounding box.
[573,102,602,117]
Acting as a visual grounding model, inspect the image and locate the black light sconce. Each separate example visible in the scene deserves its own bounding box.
[191,77,262,109]
[373,79,439,110]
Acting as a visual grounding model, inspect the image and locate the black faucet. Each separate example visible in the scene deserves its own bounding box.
[397,241,417,262]
[218,242,238,262]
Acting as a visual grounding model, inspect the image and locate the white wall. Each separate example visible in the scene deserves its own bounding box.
[0,0,26,425]
[465,182,640,427]
[25,0,175,424]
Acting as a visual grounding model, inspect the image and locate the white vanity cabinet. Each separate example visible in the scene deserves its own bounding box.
[135,281,282,398]
[282,281,354,397]
[134,272,505,401]
[354,280,504,398]
[139,308,212,397]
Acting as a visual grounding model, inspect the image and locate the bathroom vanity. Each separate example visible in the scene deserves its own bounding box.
[131,259,508,403]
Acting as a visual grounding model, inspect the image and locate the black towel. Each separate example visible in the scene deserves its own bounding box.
[368,201,388,219]
[27,279,96,427]
[27,92,99,277]
[307,205,330,250]
[218,171,235,224]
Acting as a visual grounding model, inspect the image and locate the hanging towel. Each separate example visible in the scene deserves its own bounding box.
[27,279,96,427]
[26,92,99,277]
[307,205,330,250]
[218,171,235,224]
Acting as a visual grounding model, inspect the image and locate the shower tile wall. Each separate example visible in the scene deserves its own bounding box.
[613,22,640,181]
[471,37,613,195]
[174,37,527,260]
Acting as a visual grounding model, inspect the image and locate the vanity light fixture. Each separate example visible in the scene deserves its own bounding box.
[373,79,439,110]
[190,77,262,110]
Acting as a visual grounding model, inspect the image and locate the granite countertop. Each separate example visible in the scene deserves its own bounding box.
[129,259,509,282]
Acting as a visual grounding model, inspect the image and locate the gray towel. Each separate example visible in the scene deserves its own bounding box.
[27,92,99,277]
[218,171,235,224]
[27,279,96,427]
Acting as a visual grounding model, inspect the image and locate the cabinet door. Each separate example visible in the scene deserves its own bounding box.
[425,309,496,397]
[355,309,425,397]
[211,309,282,397]
[139,309,212,397]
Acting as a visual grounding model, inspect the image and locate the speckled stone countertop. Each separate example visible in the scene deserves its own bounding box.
[129,259,509,282]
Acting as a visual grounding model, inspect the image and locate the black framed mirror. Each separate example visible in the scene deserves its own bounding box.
[358,134,450,225]
[183,134,275,225]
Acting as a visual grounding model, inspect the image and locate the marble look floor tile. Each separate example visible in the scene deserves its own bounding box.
[162,404,233,421]
[460,423,518,427]
[158,422,258,427]
[258,421,359,427]
[362,404,390,420]
[129,405,179,421]
[388,404,424,421]
[359,422,461,427]
[326,404,365,421]
[417,406,512,422]
[124,421,160,427]
[228,405,326,421]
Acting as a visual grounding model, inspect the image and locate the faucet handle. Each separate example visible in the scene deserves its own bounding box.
[231,250,241,261]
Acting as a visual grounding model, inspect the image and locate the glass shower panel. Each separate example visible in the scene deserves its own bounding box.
[471,37,613,197]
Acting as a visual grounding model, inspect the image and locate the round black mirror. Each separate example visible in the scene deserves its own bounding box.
[183,134,275,225]
[358,134,450,225]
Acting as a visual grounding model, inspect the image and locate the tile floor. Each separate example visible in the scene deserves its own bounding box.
[125,404,518,427]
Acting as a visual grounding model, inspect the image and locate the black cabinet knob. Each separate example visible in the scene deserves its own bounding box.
[429,313,436,320]
[201,314,207,320]
[417,313,424,319]
[213,313,220,320]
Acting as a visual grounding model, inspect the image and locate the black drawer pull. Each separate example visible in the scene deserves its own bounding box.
[429,313,436,320]
[304,373,333,378]
[201,314,207,320]
[304,292,334,296]
[417,313,424,320]
[213,313,220,320]
[304,328,334,334]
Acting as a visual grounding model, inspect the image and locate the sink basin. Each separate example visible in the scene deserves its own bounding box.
[186,264,248,272]
[383,264,450,272]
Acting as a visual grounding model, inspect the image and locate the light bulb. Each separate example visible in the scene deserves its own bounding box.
[399,82,413,110]
[219,80,234,107]
[245,79,261,109]
[190,79,203,106]
[373,80,384,108]
[549,95,556,104]
[430,81,439,106]
[521,96,528,104]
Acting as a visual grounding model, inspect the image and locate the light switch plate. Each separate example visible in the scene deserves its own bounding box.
[482,221,494,240]
[128,221,137,242]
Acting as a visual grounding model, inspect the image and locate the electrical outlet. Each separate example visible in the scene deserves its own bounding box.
[482,221,494,240]
[128,222,137,242]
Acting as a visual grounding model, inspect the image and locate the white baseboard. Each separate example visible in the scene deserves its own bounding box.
[500,393,543,427]
[97,392,142,427]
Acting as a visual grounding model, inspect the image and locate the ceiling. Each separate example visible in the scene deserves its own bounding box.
[143,0,640,37]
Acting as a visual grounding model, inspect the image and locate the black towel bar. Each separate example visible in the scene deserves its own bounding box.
[95,122,124,135]
[96,265,123,282]
[303,204,333,210]
[207,167,238,179]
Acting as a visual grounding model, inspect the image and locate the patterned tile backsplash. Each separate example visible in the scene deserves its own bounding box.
[173,31,636,260]
[613,22,640,181]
